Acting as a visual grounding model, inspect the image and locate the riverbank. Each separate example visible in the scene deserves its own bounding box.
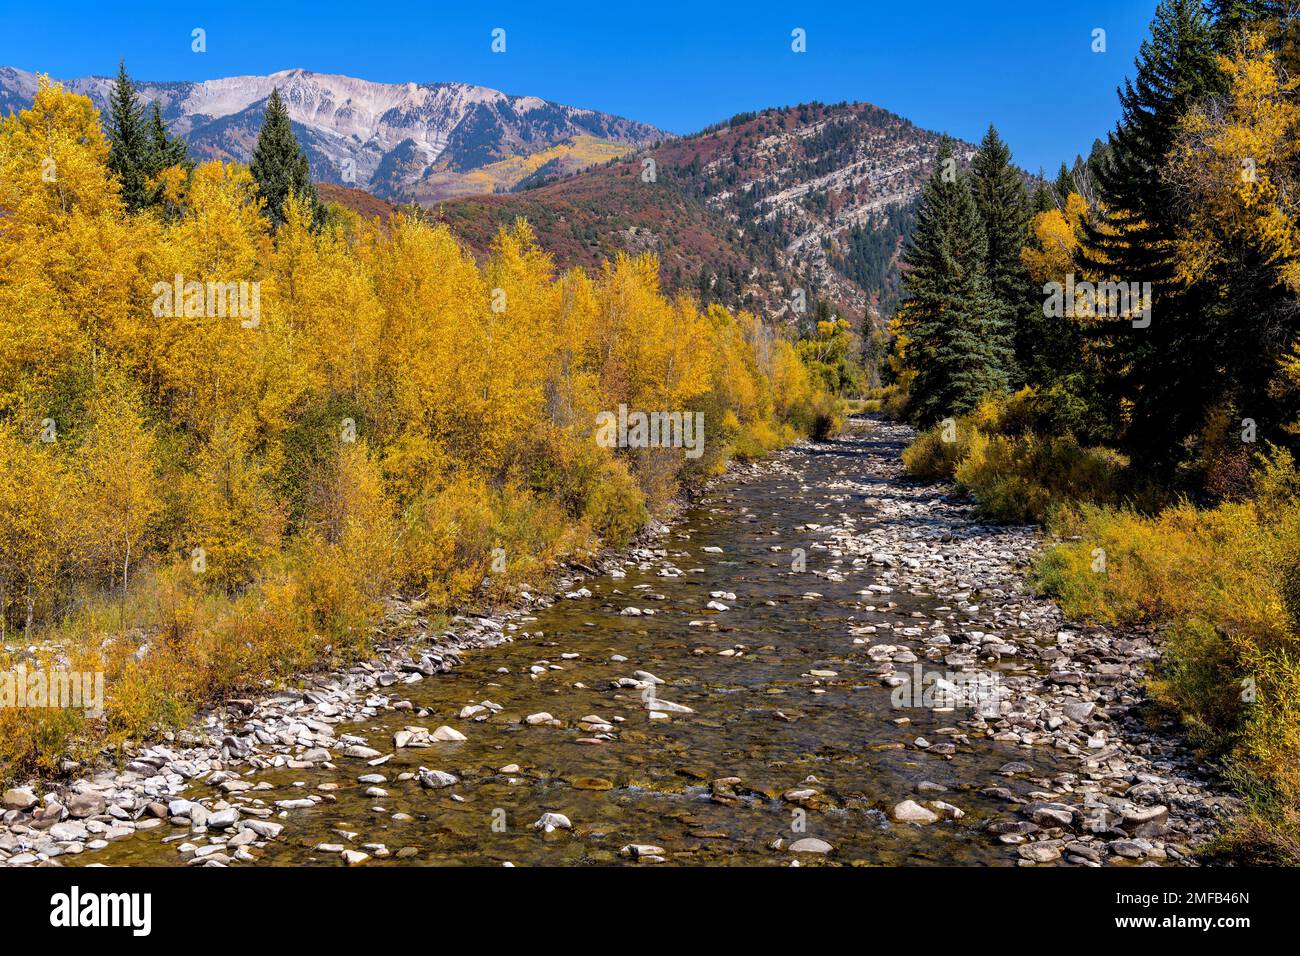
[0,418,1233,866]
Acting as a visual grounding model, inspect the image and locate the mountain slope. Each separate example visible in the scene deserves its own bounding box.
[440,102,973,323]
[1,65,971,321]
[0,66,663,201]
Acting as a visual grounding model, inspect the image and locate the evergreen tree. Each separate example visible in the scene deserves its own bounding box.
[145,101,191,174]
[970,125,1029,386]
[1086,0,1220,279]
[250,88,324,229]
[105,60,150,212]
[1030,177,1056,214]
[1209,0,1300,72]
[1052,162,1078,205]
[899,140,1007,426]
[104,62,190,213]
[1081,0,1225,472]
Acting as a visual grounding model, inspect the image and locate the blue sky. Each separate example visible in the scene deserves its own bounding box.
[0,0,1159,173]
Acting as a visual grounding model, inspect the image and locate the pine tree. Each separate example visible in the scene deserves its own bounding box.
[1052,162,1078,205]
[250,88,323,229]
[105,60,150,212]
[1081,0,1225,472]
[105,62,190,212]
[970,125,1028,386]
[1086,0,1221,278]
[899,140,1007,426]
[145,101,190,174]
[1030,178,1056,214]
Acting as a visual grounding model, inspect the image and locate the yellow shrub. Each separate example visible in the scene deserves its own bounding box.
[1034,476,1300,860]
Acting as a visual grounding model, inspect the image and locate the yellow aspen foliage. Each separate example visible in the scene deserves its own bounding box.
[592,254,713,413]
[0,422,81,634]
[179,425,287,592]
[144,160,279,442]
[477,219,564,471]
[296,440,399,647]
[1021,192,1091,284]
[367,215,491,458]
[0,79,141,411]
[1166,32,1300,435]
[770,337,817,423]
[0,85,841,773]
[702,305,774,460]
[77,372,162,594]
[269,197,383,403]
[544,267,602,431]
[1168,33,1300,291]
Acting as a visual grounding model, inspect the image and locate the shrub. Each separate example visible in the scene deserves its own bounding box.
[1032,468,1300,862]
[583,458,647,548]
[954,433,1125,523]
[902,389,1125,521]
[879,380,910,420]
[902,422,977,479]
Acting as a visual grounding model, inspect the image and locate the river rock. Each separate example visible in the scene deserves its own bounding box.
[1018,842,1062,863]
[642,699,693,714]
[1027,802,1076,828]
[67,792,105,818]
[243,820,284,839]
[1121,805,1169,836]
[2,788,37,811]
[789,837,834,854]
[534,812,572,832]
[620,843,666,859]
[418,768,459,789]
[892,800,939,824]
[207,808,240,829]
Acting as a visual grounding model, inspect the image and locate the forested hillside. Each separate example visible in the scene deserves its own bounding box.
[440,102,966,323]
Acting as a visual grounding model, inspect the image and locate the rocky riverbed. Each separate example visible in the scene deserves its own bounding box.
[0,417,1235,867]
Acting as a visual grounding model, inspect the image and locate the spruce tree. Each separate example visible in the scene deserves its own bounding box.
[250,88,323,229]
[1052,162,1078,205]
[105,62,190,212]
[1085,0,1220,280]
[145,101,191,174]
[105,60,150,212]
[899,139,1007,426]
[970,125,1029,386]
[1030,178,1056,214]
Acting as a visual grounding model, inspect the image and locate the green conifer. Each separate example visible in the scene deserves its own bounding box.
[105,60,150,212]
[899,139,1007,426]
[970,125,1029,386]
[250,88,324,229]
